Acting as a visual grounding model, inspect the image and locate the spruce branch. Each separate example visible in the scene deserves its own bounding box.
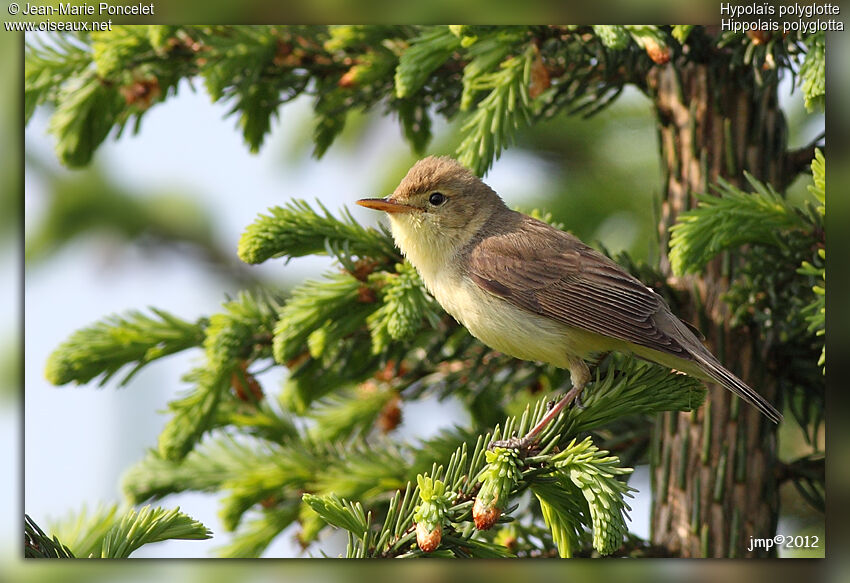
[533,27,642,120]
[130,431,404,548]
[668,173,810,276]
[798,150,825,373]
[668,153,825,380]
[123,432,321,540]
[90,26,156,78]
[46,71,127,167]
[203,290,281,368]
[458,28,527,111]
[301,428,511,558]
[531,479,589,557]
[670,25,694,44]
[279,338,380,413]
[625,25,671,64]
[155,291,282,461]
[302,360,700,558]
[99,505,211,558]
[214,385,300,443]
[37,25,185,166]
[396,99,433,154]
[44,503,119,559]
[546,437,634,555]
[309,441,410,506]
[456,44,534,176]
[25,515,76,558]
[394,27,461,99]
[215,503,301,558]
[123,436,263,503]
[313,27,402,157]
[302,493,371,543]
[157,367,232,461]
[799,31,825,112]
[27,505,210,558]
[592,26,630,50]
[272,271,379,364]
[217,445,320,532]
[306,385,398,442]
[238,199,397,265]
[25,33,94,123]
[367,261,441,355]
[199,26,339,153]
[27,26,824,169]
[559,354,705,435]
[119,344,702,557]
[45,308,206,387]
[200,27,283,152]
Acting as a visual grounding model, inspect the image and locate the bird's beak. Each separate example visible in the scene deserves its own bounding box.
[356,197,418,214]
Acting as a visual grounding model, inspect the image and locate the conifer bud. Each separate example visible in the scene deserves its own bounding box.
[472,496,501,530]
[412,475,454,553]
[377,394,402,433]
[339,66,362,88]
[119,77,161,109]
[473,447,522,530]
[746,30,771,45]
[643,38,670,64]
[415,521,442,553]
[231,361,264,401]
[494,525,519,553]
[529,48,550,99]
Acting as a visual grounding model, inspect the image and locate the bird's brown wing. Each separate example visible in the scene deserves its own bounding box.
[465,216,692,361]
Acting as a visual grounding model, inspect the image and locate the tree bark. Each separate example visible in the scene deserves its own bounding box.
[646,57,786,557]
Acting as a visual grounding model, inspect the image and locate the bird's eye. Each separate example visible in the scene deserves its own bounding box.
[429,192,447,206]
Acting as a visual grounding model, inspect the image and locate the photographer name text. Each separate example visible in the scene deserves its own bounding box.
[19,2,154,16]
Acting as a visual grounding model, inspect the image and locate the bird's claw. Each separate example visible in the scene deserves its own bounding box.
[489,384,587,456]
[573,389,587,411]
[488,435,535,455]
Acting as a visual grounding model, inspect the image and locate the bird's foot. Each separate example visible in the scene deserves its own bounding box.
[489,382,586,456]
[573,388,587,410]
[488,435,537,457]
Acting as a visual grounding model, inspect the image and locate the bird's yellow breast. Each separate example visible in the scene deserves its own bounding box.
[430,271,615,368]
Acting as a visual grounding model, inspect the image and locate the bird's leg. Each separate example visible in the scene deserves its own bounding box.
[490,357,590,454]
[573,351,610,409]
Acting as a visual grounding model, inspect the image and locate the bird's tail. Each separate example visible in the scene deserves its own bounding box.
[690,351,783,424]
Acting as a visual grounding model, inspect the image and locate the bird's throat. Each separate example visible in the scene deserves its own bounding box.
[387,213,462,288]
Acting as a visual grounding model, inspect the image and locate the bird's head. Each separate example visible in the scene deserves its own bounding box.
[357,157,506,262]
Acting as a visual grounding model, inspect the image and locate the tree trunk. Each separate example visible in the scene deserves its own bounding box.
[646,57,786,557]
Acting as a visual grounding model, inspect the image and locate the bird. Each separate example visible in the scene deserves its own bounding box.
[356,156,782,446]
